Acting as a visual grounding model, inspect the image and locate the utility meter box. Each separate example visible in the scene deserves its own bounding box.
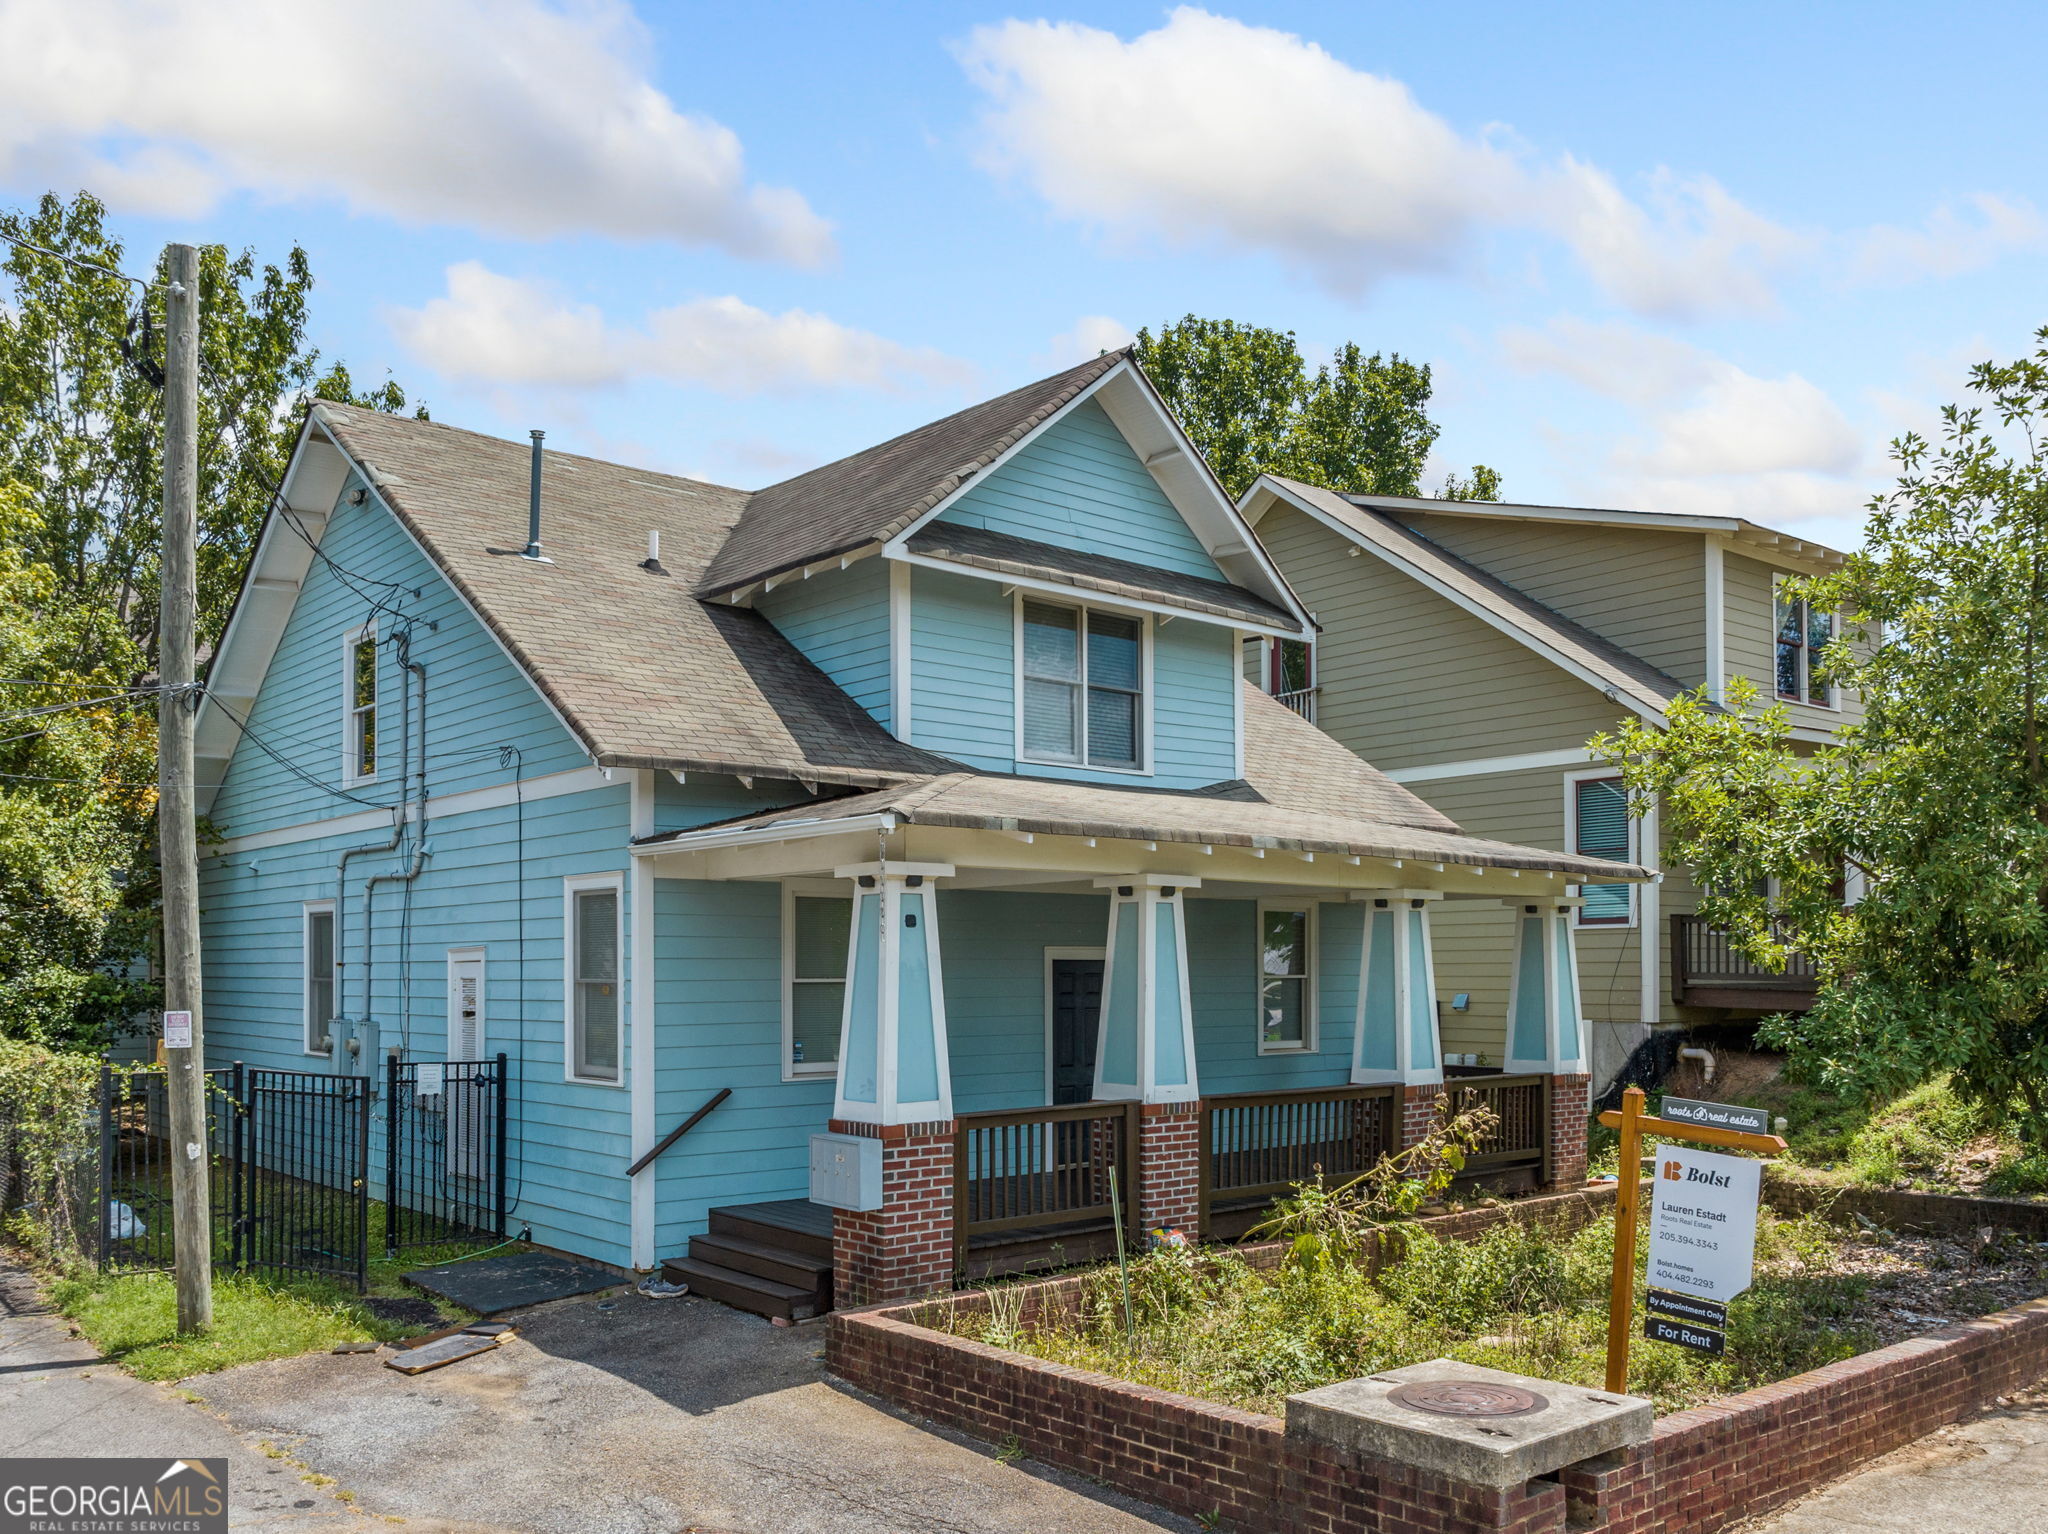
[810,1132,883,1212]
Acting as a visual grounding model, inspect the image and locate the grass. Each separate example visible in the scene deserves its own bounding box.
[940,1206,1880,1417]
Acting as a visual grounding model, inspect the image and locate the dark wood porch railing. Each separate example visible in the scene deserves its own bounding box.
[1671,913,1820,1010]
[1443,1072,1551,1184]
[1198,1084,1397,1234]
[953,1101,1138,1263]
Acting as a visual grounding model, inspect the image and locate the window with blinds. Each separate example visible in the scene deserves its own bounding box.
[1020,599,1144,769]
[789,894,850,1075]
[571,886,620,1080]
[304,906,335,1055]
[1573,777,1633,925]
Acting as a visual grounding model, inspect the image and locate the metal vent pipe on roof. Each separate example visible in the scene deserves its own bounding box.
[522,429,545,560]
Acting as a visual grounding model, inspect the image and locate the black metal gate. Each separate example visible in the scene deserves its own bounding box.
[97,1055,508,1291]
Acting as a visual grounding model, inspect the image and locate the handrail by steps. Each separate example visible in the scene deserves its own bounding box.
[626,1087,731,1177]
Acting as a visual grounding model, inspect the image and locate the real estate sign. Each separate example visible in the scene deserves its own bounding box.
[1645,1144,1761,1303]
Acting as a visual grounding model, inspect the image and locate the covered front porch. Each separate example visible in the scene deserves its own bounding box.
[633,773,1633,1311]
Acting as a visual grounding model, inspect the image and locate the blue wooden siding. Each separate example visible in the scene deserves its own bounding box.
[209,475,587,841]
[906,566,1239,788]
[752,556,893,729]
[1187,900,1356,1095]
[936,399,1223,581]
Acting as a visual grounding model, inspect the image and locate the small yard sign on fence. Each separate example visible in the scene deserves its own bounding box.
[1599,1086,1785,1389]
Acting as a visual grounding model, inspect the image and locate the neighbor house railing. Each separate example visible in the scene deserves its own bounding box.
[1198,1083,1398,1234]
[1442,1072,1550,1184]
[1273,686,1319,723]
[1671,913,1820,1009]
[953,1101,1138,1263]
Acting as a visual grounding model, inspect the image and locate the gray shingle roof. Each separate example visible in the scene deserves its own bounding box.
[903,523,1302,631]
[697,350,1128,598]
[310,402,957,787]
[1266,476,1693,714]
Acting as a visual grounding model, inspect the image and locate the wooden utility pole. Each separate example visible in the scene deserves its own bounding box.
[159,243,211,1333]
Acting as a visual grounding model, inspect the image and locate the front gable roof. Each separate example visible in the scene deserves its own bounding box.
[1244,475,1693,722]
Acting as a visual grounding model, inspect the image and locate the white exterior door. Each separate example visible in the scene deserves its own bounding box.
[446,949,486,1181]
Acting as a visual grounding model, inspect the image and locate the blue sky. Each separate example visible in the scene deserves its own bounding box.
[7,1,2046,549]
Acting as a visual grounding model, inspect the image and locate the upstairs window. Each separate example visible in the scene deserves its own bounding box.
[1257,903,1314,1052]
[566,878,620,1082]
[786,891,850,1078]
[1774,581,1836,706]
[1570,775,1634,926]
[1020,599,1145,769]
[343,625,378,782]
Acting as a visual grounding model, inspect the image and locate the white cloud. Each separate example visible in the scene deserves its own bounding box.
[956,8,1800,317]
[390,262,972,395]
[1042,314,1133,366]
[0,0,832,262]
[1848,194,2048,285]
[1503,318,1872,541]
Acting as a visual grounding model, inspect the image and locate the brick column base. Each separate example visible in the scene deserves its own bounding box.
[1399,1083,1446,1150]
[1137,1101,1201,1234]
[828,1118,955,1307]
[1547,1073,1592,1190]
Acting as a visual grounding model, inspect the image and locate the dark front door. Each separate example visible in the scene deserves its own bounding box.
[1051,958,1105,1104]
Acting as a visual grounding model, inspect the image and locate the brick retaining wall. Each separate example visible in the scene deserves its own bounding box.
[830,1181,2048,1534]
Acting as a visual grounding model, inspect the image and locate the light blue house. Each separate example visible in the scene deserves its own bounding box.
[194,351,1642,1313]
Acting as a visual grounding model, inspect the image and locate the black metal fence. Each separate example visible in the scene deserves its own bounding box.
[94,1056,508,1291]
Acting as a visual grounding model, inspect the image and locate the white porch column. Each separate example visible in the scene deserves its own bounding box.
[1349,892,1445,1087]
[830,861,955,1126]
[1091,875,1200,1104]
[1504,898,1589,1075]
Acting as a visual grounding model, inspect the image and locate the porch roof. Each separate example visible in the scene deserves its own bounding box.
[633,763,1653,882]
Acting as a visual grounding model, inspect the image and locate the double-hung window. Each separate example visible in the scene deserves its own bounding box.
[566,878,620,1082]
[1774,580,1836,706]
[1257,903,1313,1052]
[785,891,850,1077]
[343,624,378,782]
[1569,775,1634,926]
[1020,599,1144,769]
[303,903,336,1055]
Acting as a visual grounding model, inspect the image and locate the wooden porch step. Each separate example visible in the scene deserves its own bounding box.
[707,1200,834,1262]
[661,1255,823,1323]
[688,1231,832,1295]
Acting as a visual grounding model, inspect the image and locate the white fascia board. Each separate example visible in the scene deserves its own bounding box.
[881,548,1302,640]
[1253,478,1671,726]
[884,360,1315,636]
[629,811,898,858]
[1343,493,1741,536]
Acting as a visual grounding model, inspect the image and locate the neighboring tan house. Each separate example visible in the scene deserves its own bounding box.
[1239,476,1852,1087]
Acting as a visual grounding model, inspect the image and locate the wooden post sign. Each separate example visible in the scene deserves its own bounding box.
[1598,1086,1786,1392]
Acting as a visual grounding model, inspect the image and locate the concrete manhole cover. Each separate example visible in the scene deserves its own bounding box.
[1387,1380,1549,1418]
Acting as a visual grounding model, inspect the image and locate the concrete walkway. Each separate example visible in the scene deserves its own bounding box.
[184,1285,1188,1534]
[1738,1384,2048,1534]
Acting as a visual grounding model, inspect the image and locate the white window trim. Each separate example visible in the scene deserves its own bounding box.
[1772,573,1840,711]
[340,620,379,787]
[447,946,486,1061]
[1564,769,1637,930]
[302,900,336,1056]
[1011,591,1154,776]
[562,872,625,1086]
[1255,899,1318,1055]
[781,879,850,1082]
[1041,945,1108,1104]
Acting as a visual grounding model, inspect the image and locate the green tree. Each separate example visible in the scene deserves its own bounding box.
[1437,464,1503,502]
[0,191,419,1046]
[1596,328,2048,1145]
[1132,314,1499,501]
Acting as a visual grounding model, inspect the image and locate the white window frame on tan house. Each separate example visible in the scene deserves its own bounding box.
[1013,593,1154,775]
[1773,574,1838,709]
[1255,899,1317,1054]
[563,872,624,1085]
[1563,769,1637,929]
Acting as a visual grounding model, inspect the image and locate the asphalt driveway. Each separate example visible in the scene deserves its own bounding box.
[187,1287,1189,1534]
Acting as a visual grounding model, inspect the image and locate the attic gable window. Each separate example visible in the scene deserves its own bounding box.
[342,623,378,783]
[1019,598,1146,770]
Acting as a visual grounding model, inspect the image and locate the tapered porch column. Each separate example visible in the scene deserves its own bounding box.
[827,861,956,1305]
[1348,892,1447,1147]
[1503,898,1592,1187]
[1092,876,1202,1233]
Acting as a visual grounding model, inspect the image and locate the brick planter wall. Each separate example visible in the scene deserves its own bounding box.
[1137,1101,1201,1233]
[1547,1073,1590,1189]
[828,1118,954,1307]
[831,1182,2048,1534]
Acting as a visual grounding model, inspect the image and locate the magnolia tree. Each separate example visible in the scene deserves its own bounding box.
[1597,329,2048,1146]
